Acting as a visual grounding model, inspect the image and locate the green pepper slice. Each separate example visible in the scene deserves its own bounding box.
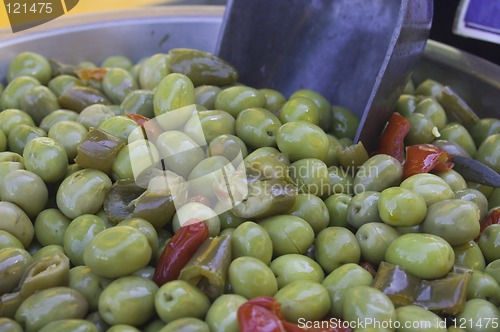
[179,234,232,301]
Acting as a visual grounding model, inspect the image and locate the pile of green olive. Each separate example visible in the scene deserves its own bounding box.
[0,49,500,332]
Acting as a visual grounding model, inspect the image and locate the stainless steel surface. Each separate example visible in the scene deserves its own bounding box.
[216,0,432,152]
[0,6,499,121]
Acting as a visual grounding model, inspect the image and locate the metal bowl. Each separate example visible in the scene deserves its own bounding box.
[1,6,499,118]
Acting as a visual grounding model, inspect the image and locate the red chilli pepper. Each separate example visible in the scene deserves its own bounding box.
[478,207,500,236]
[126,113,163,143]
[126,113,150,126]
[152,219,209,286]
[75,67,107,81]
[402,144,454,179]
[238,297,352,332]
[376,112,410,163]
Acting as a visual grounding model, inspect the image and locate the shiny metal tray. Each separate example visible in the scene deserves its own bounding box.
[0,6,499,118]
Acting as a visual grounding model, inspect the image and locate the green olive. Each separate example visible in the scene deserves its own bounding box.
[23,136,68,183]
[228,256,278,298]
[406,113,440,145]
[102,67,139,104]
[278,96,320,125]
[154,280,211,323]
[214,85,266,118]
[57,169,112,219]
[421,199,480,246]
[69,266,108,312]
[455,298,500,332]
[290,88,331,131]
[7,52,51,84]
[34,208,71,246]
[38,319,99,332]
[235,107,281,149]
[39,110,79,133]
[394,94,418,118]
[414,79,444,97]
[260,88,286,113]
[0,129,6,152]
[432,139,471,158]
[385,233,455,279]
[0,201,34,247]
[0,169,47,218]
[155,130,205,179]
[414,97,447,130]
[322,263,373,318]
[324,193,352,228]
[395,305,446,332]
[475,134,500,173]
[117,218,159,258]
[98,276,158,326]
[106,324,141,332]
[153,73,195,116]
[314,226,360,274]
[48,120,88,161]
[478,224,500,263]
[84,311,110,332]
[466,270,500,305]
[98,116,138,141]
[259,214,315,257]
[7,123,46,155]
[454,188,489,220]
[276,121,329,162]
[31,244,65,261]
[48,74,84,97]
[139,53,170,90]
[205,294,246,332]
[63,214,107,266]
[76,104,115,130]
[289,158,330,197]
[270,253,325,288]
[245,146,290,165]
[436,169,467,191]
[0,230,24,250]
[0,318,23,332]
[440,123,477,158]
[469,118,500,147]
[19,85,60,125]
[1,76,41,110]
[454,240,486,271]
[195,85,221,109]
[488,188,500,210]
[160,318,209,332]
[121,90,155,118]
[485,259,500,285]
[15,287,88,332]
[0,108,35,136]
[342,286,396,327]
[353,154,403,193]
[275,280,330,323]
[288,193,329,234]
[83,226,152,278]
[356,222,400,266]
[207,134,248,164]
[330,105,359,140]
[172,202,220,237]
[378,187,427,227]
[400,173,454,206]
[347,191,382,229]
[0,247,33,294]
[0,161,24,186]
[231,221,273,264]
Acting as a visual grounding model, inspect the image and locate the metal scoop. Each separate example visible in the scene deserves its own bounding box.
[216,0,500,188]
[216,0,433,153]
